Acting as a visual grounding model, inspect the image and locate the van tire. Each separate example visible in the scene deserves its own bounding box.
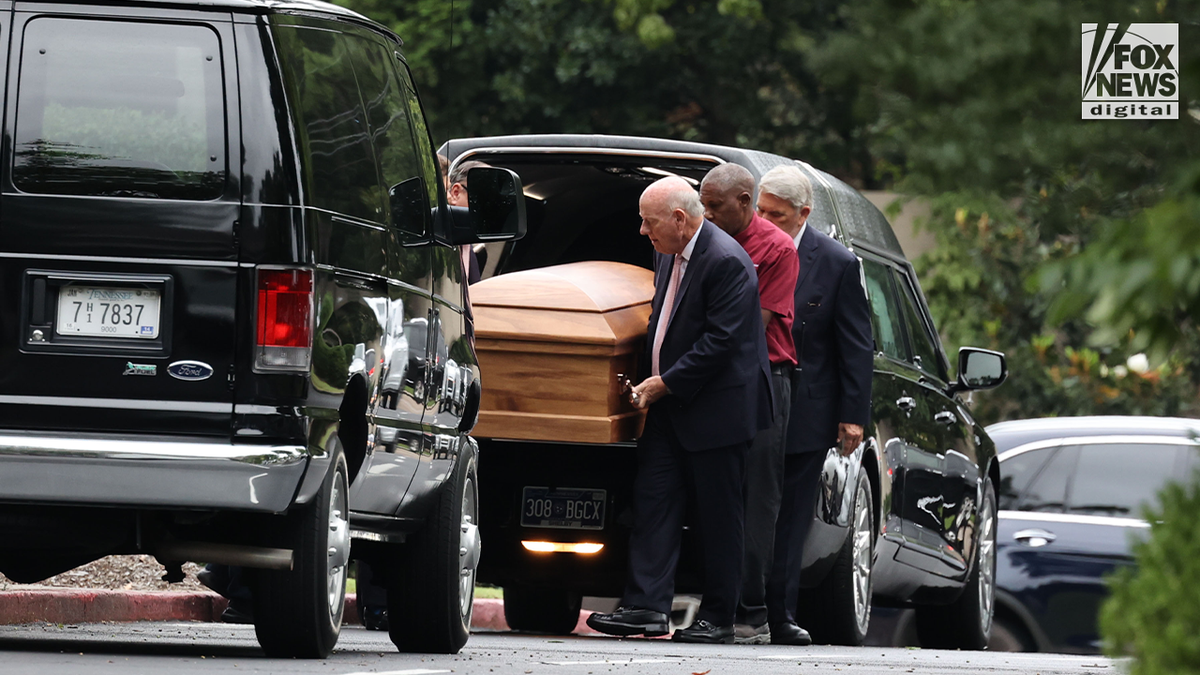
[503,586,582,634]
[797,468,874,646]
[388,444,479,654]
[914,477,997,650]
[253,448,349,658]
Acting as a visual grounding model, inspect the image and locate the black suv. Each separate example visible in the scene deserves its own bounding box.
[0,0,522,658]
[444,134,1007,648]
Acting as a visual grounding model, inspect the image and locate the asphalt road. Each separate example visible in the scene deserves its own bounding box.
[0,623,1120,675]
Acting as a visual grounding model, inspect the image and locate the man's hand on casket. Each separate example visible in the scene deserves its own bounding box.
[631,376,671,409]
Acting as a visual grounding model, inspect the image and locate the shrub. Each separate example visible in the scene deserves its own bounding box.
[1101,472,1200,674]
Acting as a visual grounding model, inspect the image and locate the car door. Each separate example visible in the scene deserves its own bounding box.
[890,267,980,576]
[397,58,477,511]
[335,29,437,515]
[860,256,919,541]
[999,438,1187,652]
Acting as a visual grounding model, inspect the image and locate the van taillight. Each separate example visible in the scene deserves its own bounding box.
[254,268,313,372]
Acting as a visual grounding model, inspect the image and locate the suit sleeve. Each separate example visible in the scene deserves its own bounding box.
[661,255,760,403]
[835,256,873,427]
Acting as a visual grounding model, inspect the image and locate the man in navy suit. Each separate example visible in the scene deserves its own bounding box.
[586,176,773,644]
[756,165,874,646]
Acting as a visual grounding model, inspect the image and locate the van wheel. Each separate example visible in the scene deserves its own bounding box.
[798,468,874,646]
[914,476,997,650]
[503,586,582,634]
[253,449,349,658]
[388,444,479,653]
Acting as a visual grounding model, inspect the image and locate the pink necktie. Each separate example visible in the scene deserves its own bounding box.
[651,254,684,377]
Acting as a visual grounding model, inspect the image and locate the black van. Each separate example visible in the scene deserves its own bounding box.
[0,0,523,658]
[443,134,1006,649]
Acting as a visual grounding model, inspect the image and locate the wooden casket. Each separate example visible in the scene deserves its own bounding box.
[470,261,654,444]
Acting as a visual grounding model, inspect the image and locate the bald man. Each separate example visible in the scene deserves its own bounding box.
[700,163,800,645]
[586,177,773,644]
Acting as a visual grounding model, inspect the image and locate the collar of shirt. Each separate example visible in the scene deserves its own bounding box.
[678,220,704,277]
[793,221,808,250]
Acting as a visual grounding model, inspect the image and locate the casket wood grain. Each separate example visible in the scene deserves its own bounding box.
[471,261,653,443]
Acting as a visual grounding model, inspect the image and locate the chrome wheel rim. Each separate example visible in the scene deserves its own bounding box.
[851,478,873,636]
[977,484,997,636]
[327,471,350,617]
[459,473,481,618]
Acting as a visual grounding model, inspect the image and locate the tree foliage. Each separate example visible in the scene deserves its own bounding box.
[335,0,874,182]
[1103,473,1200,674]
[812,0,1200,422]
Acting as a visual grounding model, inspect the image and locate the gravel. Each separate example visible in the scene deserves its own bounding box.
[0,556,208,592]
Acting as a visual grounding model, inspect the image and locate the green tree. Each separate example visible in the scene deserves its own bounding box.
[814,0,1200,422]
[335,0,875,181]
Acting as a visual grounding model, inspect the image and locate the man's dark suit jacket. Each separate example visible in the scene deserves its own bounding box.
[786,226,874,454]
[644,220,773,452]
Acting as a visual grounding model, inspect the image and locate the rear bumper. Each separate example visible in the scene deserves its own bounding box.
[0,432,308,513]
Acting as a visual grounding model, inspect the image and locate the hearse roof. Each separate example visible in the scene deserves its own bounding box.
[443,134,904,257]
[28,0,380,31]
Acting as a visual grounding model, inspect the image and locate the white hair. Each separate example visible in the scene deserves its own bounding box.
[650,176,704,219]
[758,165,813,211]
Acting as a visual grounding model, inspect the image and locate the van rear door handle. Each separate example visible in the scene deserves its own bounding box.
[896,396,916,411]
[934,411,957,425]
[1013,528,1057,547]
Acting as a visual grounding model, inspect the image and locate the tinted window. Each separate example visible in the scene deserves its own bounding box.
[893,271,943,379]
[346,37,426,235]
[862,259,906,361]
[1018,444,1079,513]
[999,446,1057,510]
[1069,443,1180,517]
[13,18,225,199]
[275,24,384,222]
[396,63,441,211]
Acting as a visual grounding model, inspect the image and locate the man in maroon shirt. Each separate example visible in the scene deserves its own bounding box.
[700,163,800,645]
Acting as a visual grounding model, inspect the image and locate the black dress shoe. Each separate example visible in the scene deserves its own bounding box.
[220,598,255,624]
[771,621,812,646]
[672,619,734,644]
[586,606,669,637]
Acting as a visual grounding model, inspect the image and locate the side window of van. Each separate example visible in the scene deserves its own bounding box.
[13,18,225,200]
[274,24,384,223]
[395,62,441,211]
[861,259,906,362]
[343,36,428,236]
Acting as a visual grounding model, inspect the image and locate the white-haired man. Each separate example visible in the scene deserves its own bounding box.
[756,165,874,646]
[587,177,773,644]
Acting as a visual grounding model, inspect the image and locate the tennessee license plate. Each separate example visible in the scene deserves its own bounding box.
[56,286,161,339]
[520,486,606,530]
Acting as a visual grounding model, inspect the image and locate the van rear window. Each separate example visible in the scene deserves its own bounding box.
[12,18,226,200]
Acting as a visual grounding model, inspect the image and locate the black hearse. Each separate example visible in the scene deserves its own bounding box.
[0,0,522,658]
[443,134,1007,649]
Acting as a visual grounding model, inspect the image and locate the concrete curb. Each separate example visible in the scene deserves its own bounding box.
[0,590,599,633]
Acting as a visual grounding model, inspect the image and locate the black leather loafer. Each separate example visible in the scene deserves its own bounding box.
[672,619,735,644]
[770,621,812,646]
[586,606,669,637]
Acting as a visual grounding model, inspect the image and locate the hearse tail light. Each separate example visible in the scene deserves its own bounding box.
[254,267,313,372]
[521,541,604,554]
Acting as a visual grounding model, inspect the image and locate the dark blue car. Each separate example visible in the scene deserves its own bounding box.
[868,415,1200,652]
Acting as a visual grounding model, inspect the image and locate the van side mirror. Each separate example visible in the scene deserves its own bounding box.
[442,166,527,245]
[389,175,430,237]
[950,347,1007,394]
